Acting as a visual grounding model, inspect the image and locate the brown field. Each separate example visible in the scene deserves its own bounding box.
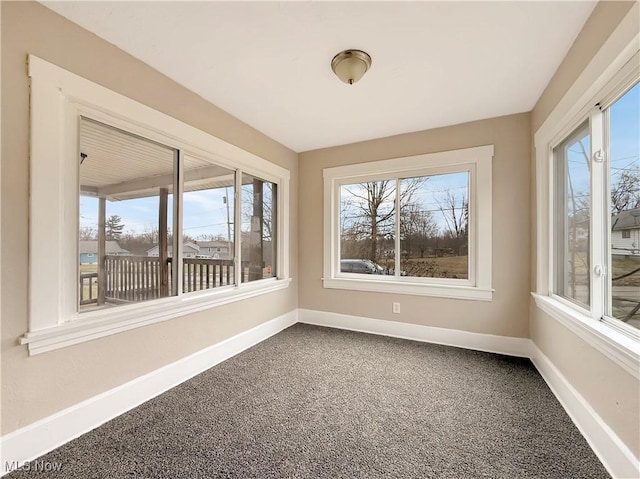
[398,255,468,279]
[611,256,640,287]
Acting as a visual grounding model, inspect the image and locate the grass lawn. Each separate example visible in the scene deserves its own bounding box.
[569,253,639,286]
[399,255,468,279]
[611,256,640,287]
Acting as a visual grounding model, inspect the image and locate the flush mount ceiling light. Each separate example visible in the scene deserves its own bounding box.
[331,49,372,85]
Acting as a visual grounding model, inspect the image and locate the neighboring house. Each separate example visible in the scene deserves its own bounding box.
[611,207,640,256]
[147,241,233,259]
[146,242,200,258]
[196,240,232,260]
[79,240,131,264]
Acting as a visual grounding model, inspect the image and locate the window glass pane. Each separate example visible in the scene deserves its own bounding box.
[241,174,277,282]
[608,82,640,329]
[399,172,469,279]
[339,181,396,275]
[182,156,236,292]
[554,121,591,308]
[79,118,177,312]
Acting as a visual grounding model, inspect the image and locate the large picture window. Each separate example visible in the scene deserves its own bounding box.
[23,55,290,354]
[323,146,493,301]
[339,171,470,280]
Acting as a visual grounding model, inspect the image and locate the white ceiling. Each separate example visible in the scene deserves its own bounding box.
[42,1,596,153]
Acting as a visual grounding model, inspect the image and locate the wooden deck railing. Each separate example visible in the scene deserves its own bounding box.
[105,255,169,302]
[182,258,235,292]
[80,255,236,307]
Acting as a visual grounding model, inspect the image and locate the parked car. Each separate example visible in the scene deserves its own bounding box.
[340,259,386,275]
[340,259,408,276]
[388,267,408,276]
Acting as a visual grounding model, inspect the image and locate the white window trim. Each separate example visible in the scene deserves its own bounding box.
[533,3,640,379]
[323,145,493,301]
[23,55,291,355]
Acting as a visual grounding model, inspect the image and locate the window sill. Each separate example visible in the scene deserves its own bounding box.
[20,278,292,355]
[323,277,493,301]
[531,293,640,380]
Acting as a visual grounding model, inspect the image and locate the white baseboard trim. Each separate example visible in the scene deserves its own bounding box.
[0,310,298,477]
[298,308,531,357]
[530,344,639,479]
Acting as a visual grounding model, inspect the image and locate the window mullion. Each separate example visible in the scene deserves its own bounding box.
[234,169,242,286]
[590,107,606,321]
[174,149,184,297]
[395,177,401,277]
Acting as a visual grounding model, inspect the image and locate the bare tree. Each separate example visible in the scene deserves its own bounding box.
[118,228,155,256]
[400,204,438,258]
[197,233,227,242]
[345,181,394,261]
[182,232,198,243]
[140,226,160,245]
[611,170,640,216]
[342,178,425,262]
[436,190,468,255]
[79,226,97,241]
[570,137,639,221]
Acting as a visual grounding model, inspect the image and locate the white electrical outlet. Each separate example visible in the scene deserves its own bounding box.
[392,302,401,314]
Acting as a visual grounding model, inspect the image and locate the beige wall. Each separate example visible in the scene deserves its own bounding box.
[529,1,639,459]
[0,2,298,435]
[299,113,531,338]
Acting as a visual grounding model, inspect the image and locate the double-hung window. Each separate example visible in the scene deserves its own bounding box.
[22,55,290,354]
[533,8,639,377]
[323,145,493,301]
[552,81,639,333]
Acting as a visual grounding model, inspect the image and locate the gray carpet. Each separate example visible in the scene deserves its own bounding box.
[6,324,610,478]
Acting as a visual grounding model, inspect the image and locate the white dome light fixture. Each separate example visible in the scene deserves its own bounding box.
[331,49,372,85]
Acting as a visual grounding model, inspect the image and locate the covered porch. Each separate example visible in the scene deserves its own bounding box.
[78,117,270,311]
